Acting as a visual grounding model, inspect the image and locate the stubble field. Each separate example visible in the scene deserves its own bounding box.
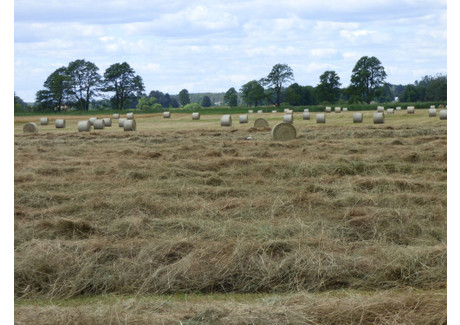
[14,110,447,324]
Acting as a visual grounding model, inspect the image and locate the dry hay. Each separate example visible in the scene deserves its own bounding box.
[39,117,48,125]
[353,112,363,123]
[192,112,200,120]
[440,110,447,120]
[221,115,232,127]
[23,122,38,133]
[271,122,296,141]
[55,119,66,128]
[373,112,385,124]
[257,110,263,114]
[254,118,269,128]
[123,119,136,131]
[316,113,326,123]
[428,108,437,117]
[239,115,248,124]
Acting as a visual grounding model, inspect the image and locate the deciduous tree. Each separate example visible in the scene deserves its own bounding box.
[260,63,294,107]
[67,60,101,110]
[240,80,265,106]
[349,56,387,103]
[178,89,191,106]
[316,70,341,103]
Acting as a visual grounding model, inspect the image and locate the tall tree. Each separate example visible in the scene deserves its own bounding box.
[14,92,26,112]
[67,59,101,110]
[201,95,211,107]
[178,89,190,106]
[316,70,341,103]
[240,80,265,106]
[103,62,144,110]
[399,84,418,102]
[284,83,314,106]
[35,66,71,111]
[224,87,238,106]
[349,56,387,103]
[260,63,294,107]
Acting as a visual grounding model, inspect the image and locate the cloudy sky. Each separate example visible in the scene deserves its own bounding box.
[14,0,447,102]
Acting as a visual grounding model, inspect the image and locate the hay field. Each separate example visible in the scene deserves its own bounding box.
[14,110,447,324]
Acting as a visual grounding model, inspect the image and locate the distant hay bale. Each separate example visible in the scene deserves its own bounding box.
[55,119,66,128]
[353,112,363,123]
[239,115,248,124]
[112,113,120,119]
[343,107,348,111]
[89,117,97,125]
[248,110,253,113]
[257,110,263,113]
[334,107,341,113]
[430,105,435,109]
[271,122,296,141]
[123,119,136,131]
[192,112,200,120]
[272,110,277,113]
[23,122,38,134]
[118,118,126,127]
[377,106,384,112]
[316,113,326,123]
[325,106,331,113]
[254,118,269,128]
[304,108,309,112]
[438,104,444,108]
[40,117,49,125]
[126,113,134,119]
[283,114,293,123]
[387,108,394,114]
[373,112,385,124]
[284,108,290,113]
[103,118,112,126]
[221,115,232,126]
[428,108,437,117]
[440,110,447,120]
[302,112,310,120]
[407,106,415,114]
[93,119,105,130]
[396,107,401,111]
[77,120,91,132]
[163,111,171,118]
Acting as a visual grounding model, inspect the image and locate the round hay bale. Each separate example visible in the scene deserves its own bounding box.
[254,118,269,128]
[257,110,263,114]
[118,118,126,127]
[40,117,49,125]
[192,112,200,120]
[316,113,326,123]
[271,122,296,141]
[221,115,232,127]
[325,106,331,113]
[248,110,253,113]
[387,108,394,114]
[123,119,136,131]
[438,104,444,109]
[112,113,120,119]
[428,108,437,117]
[55,119,66,128]
[103,118,112,126]
[163,111,171,118]
[239,115,248,124]
[302,112,310,120]
[126,112,134,119]
[396,107,401,111]
[407,106,415,114]
[440,110,447,120]
[23,122,38,134]
[353,112,363,123]
[77,120,91,132]
[272,110,277,113]
[430,105,435,109]
[93,119,105,130]
[304,108,309,112]
[343,107,348,111]
[334,107,341,113]
[377,106,384,112]
[284,108,290,113]
[89,117,97,125]
[373,112,385,124]
[283,114,293,123]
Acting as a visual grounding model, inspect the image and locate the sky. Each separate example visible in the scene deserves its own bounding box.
[14,0,447,102]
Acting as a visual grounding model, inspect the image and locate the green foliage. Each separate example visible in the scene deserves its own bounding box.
[137,96,158,110]
[350,56,387,103]
[316,70,341,103]
[260,63,294,107]
[201,95,211,107]
[67,60,102,111]
[103,62,144,110]
[149,90,171,108]
[224,87,238,107]
[184,103,201,110]
[178,89,191,106]
[35,67,72,111]
[14,93,26,112]
[170,98,180,108]
[240,80,265,106]
[284,83,316,106]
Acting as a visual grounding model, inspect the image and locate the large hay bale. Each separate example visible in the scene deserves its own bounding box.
[325,106,331,113]
[126,113,134,119]
[164,111,171,118]
[112,113,120,119]
[396,107,401,111]
[271,122,296,141]
[89,117,97,125]
[192,112,200,120]
[23,122,38,133]
[302,112,310,120]
[77,120,91,132]
[40,117,49,125]
[55,119,66,128]
[221,115,232,127]
[123,119,136,131]
[440,110,447,120]
[377,106,384,112]
[103,118,112,126]
[428,108,437,117]
[407,106,415,114]
[334,107,341,113]
[353,112,363,123]
[254,118,269,128]
[93,119,105,129]
[316,113,326,123]
[118,118,126,127]
[387,108,394,114]
[239,115,248,124]
[373,112,385,124]
[283,114,293,123]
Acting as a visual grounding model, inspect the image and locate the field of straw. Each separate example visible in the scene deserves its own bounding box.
[14,110,447,324]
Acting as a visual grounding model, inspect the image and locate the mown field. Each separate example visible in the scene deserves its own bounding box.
[14,109,447,324]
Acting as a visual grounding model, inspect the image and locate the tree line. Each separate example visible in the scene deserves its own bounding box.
[21,56,446,112]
